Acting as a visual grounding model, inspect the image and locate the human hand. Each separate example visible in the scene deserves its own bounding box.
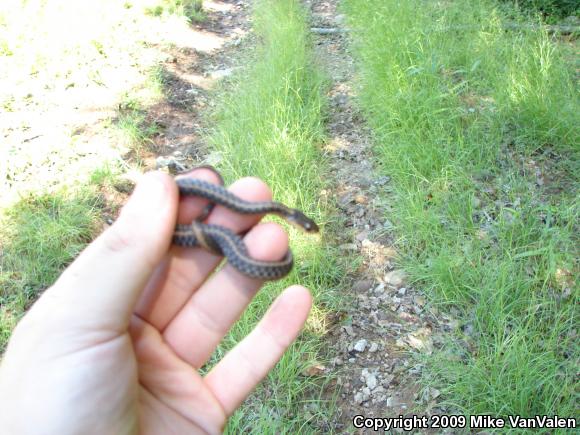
[0,168,312,434]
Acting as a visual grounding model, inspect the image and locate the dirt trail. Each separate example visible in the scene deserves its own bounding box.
[306,0,450,431]
[143,0,253,172]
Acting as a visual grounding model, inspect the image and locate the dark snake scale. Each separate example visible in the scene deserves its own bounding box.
[172,174,319,280]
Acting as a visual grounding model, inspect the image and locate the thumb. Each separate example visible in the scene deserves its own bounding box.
[43,171,178,331]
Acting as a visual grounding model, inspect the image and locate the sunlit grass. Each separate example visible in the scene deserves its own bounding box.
[145,0,206,23]
[344,0,578,424]
[0,186,104,351]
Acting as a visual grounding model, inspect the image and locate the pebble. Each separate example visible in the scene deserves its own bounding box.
[385,270,407,287]
[373,283,385,295]
[386,396,403,407]
[353,339,368,352]
[354,388,371,405]
[355,194,367,204]
[342,325,355,336]
[210,67,235,80]
[374,175,391,185]
[365,373,378,389]
[368,342,379,353]
[356,230,369,241]
[353,279,374,293]
[414,295,426,306]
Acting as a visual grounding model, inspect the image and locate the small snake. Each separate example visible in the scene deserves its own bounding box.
[172,172,319,280]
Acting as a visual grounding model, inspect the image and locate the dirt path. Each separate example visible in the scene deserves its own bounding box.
[306,0,450,431]
[140,0,253,172]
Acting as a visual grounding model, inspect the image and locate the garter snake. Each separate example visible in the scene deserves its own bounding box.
[172,172,319,280]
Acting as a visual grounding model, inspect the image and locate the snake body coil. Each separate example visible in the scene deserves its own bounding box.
[172,176,318,280]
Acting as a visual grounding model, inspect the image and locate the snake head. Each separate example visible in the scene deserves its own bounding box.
[288,210,319,233]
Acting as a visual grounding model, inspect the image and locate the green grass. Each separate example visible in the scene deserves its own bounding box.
[113,93,163,153]
[145,0,206,23]
[204,0,342,431]
[0,185,106,351]
[344,0,578,427]
[499,0,579,19]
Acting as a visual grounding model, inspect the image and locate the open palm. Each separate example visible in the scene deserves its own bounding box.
[0,168,311,434]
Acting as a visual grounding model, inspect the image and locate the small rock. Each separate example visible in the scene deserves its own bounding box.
[384,270,407,288]
[352,279,374,293]
[414,295,426,307]
[462,322,475,336]
[333,93,348,105]
[375,175,391,185]
[372,386,385,394]
[383,219,394,230]
[355,194,367,204]
[204,151,223,166]
[210,68,235,80]
[339,243,358,251]
[342,325,355,336]
[354,388,371,405]
[353,339,368,352]
[338,193,352,206]
[382,374,394,386]
[398,287,407,295]
[369,342,379,353]
[355,230,369,241]
[365,374,378,390]
[361,239,374,248]
[406,328,434,354]
[373,283,385,295]
[301,363,326,376]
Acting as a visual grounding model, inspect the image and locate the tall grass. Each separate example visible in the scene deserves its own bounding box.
[344,0,578,424]
[206,0,340,431]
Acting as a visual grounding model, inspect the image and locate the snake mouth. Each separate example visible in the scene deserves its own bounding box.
[303,219,320,233]
[288,210,320,233]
